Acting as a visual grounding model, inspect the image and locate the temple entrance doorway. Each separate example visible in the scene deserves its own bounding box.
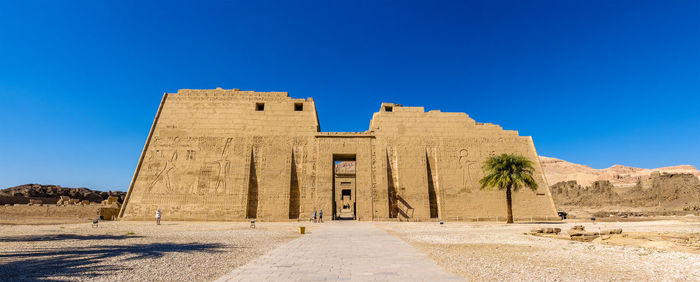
[333,155,356,220]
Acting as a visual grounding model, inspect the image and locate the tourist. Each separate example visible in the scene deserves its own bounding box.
[319,209,323,223]
[156,209,162,225]
[313,210,317,223]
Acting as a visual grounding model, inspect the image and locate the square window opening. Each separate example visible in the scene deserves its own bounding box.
[294,103,303,111]
[256,103,265,111]
[384,106,393,112]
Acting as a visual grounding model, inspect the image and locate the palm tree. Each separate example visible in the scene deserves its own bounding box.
[479,153,538,223]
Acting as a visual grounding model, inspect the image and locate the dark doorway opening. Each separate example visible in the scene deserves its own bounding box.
[333,154,356,220]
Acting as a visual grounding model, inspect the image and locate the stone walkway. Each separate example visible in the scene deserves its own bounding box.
[216,221,464,281]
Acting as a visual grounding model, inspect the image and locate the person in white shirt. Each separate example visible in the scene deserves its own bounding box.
[156,209,162,225]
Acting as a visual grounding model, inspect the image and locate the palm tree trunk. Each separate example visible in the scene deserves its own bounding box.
[506,185,514,223]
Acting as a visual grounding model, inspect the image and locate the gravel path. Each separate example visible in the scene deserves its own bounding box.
[0,221,299,281]
[380,220,700,281]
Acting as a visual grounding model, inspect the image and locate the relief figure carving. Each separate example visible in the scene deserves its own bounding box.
[214,138,233,194]
[458,149,477,192]
[149,151,178,193]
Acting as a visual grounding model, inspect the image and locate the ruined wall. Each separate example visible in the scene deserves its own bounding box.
[0,205,101,219]
[369,103,558,221]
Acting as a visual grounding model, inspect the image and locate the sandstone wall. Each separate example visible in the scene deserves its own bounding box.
[120,89,320,221]
[314,134,374,220]
[369,104,558,221]
[120,90,558,221]
[0,205,101,219]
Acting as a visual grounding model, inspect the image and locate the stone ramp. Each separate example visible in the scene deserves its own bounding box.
[216,222,464,281]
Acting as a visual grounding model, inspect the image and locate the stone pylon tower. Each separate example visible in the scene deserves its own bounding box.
[119,89,558,221]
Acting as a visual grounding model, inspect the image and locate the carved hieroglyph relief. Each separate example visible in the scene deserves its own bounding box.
[214,138,233,194]
[149,150,177,194]
[458,149,479,192]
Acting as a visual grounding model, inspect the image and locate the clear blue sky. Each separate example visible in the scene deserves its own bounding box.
[1,1,698,191]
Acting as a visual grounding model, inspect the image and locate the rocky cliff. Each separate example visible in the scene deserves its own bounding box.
[549,173,700,212]
[539,156,700,187]
[550,180,621,206]
[0,184,125,205]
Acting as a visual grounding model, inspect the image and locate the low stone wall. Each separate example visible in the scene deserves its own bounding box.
[0,205,102,220]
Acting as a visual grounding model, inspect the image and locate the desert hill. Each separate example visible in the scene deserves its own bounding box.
[541,157,700,216]
[0,184,125,205]
[539,156,700,187]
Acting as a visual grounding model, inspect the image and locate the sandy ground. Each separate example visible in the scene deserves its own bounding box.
[0,221,301,281]
[379,219,700,281]
[0,217,92,225]
[2,219,699,281]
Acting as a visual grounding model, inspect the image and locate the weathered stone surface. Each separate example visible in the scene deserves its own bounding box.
[551,180,620,206]
[529,227,561,234]
[98,207,120,220]
[28,199,42,206]
[0,205,101,219]
[551,172,700,212]
[119,89,558,221]
[567,225,623,241]
[102,196,120,206]
[0,184,124,203]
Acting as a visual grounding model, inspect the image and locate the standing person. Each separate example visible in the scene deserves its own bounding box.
[155,209,162,225]
[313,210,317,223]
[319,209,323,223]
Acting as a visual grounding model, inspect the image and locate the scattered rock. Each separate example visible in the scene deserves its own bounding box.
[0,184,125,205]
[529,227,561,235]
[567,226,622,242]
[550,173,700,214]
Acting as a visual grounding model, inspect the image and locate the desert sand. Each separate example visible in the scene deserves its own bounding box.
[0,221,300,281]
[2,219,699,281]
[380,219,700,281]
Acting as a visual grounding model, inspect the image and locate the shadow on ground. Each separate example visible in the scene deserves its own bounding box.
[0,234,145,242]
[0,242,227,281]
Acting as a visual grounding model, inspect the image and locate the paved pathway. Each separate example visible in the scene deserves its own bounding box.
[216,221,464,281]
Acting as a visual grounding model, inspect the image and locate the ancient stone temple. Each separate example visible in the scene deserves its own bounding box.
[119,89,558,221]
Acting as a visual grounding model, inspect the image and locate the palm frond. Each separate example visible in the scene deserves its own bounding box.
[479,153,538,191]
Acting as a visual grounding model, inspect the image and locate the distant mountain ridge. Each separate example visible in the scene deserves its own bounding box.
[539,156,700,187]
